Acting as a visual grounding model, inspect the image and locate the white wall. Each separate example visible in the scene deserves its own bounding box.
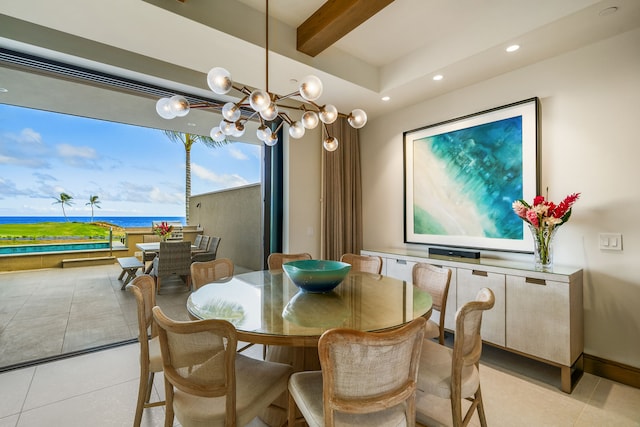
[360,28,640,369]
[284,125,323,258]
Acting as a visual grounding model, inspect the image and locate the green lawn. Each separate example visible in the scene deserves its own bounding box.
[0,221,126,245]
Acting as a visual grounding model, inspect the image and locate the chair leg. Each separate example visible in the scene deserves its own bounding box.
[145,372,154,403]
[451,395,463,427]
[164,378,174,427]
[133,368,149,427]
[475,386,488,427]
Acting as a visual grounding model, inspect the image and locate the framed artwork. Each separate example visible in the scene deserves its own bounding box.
[403,98,539,252]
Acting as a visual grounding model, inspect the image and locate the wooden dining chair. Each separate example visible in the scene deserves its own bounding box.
[415,288,495,427]
[267,252,312,270]
[339,253,383,274]
[152,306,293,427]
[150,241,192,293]
[125,275,164,427]
[288,317,426,427]
[412,263,452,344]
[190,258,234,290]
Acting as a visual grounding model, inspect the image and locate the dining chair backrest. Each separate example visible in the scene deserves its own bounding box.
[126,275,164,426]
[289,317,426,427]
[199,235,211,251]
[412,263,452,344]
[156,241,192,277]
[153,241,192,293]
[193,235,203,250]
[267,252,312,270]
[339,253,383,274]
[191,258,234,290]
[152,306,293,427]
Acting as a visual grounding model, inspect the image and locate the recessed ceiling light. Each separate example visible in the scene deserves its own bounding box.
[506,45,520,53]
[381,96,390,102]
[0,88,8,93]
[433,74,443,81]
[187,122,196,127]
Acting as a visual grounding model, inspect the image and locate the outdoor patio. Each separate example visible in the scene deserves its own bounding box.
[0,262,250,370]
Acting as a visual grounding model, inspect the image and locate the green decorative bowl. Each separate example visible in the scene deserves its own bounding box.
[282,260,351,293]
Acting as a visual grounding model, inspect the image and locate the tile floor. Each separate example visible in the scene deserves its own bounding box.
[0,264,195,369]
[1,264,639,426]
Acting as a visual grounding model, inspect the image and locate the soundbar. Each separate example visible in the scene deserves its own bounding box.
[429,247,480,259]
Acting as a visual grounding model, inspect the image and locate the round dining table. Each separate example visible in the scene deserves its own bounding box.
[187,269,432,427]
[187,269,433,347]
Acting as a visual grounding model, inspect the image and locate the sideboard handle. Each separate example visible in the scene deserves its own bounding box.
[525,277,546,286]
[395,259,407,265]
[472,270,488,277]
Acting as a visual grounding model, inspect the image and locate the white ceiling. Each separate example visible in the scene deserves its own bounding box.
[0,0,639,133]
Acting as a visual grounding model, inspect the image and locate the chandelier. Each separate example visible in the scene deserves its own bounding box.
[155,0,367,152]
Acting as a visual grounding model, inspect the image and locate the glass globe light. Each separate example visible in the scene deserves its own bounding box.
[220,120,235,135]
[156,98,176,119]
[289,121,306,139]
[301,111,319,129]
[299,75,323,101]
[260,103,279,121]
[319,104,338,124]
[168,95,190,117]
[249,89,271,112]
[210,126,226,142]
[231,122,245,137]
[347,109,367,129]
[222,102,241,122]
[264,133,278,146]
[323,136,339,152]
[256,125,272,141]
[207,67,233,94]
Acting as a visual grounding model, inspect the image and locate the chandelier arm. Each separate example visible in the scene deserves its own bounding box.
[278,112,294,125]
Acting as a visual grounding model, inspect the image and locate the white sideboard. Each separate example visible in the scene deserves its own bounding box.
[362,248,584,393]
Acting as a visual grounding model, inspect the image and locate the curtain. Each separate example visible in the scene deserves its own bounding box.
[322,117,363,261]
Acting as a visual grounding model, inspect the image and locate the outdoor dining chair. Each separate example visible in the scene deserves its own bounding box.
[151,241,191,293]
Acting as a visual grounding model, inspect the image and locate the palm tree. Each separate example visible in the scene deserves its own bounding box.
[86,195,101,222]
[162,131,230,222]
[53,192,74,221]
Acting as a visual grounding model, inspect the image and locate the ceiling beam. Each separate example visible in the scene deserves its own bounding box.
[297,0,394,57]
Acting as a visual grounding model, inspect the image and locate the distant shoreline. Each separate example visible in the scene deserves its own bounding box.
[0,216,186,228]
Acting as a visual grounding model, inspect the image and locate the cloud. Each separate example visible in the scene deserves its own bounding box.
[57,143,101,168]
[0,177,32,198]
[0,128,51,167]
[228,146,248,160]
[191,163,250,188]
[19,128,43,145]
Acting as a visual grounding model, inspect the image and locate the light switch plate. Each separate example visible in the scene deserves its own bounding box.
[599,233,623,251]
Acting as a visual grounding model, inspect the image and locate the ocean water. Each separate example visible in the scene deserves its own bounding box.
[0,216,186,228]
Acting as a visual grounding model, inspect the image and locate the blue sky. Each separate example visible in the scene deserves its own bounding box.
[0,104,262,217]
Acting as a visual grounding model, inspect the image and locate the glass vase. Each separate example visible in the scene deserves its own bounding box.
[528,224,557,271]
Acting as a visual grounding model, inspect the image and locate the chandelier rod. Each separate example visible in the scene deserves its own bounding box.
[265,0,269,93]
